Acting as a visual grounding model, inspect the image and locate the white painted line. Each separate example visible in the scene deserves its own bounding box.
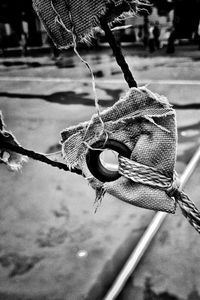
[1,76,200,85]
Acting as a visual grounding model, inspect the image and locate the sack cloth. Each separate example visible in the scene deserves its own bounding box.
[61,87,177,213]
[33,0,139,48]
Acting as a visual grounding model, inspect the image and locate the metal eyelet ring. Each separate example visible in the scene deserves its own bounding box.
[86,139,131,182]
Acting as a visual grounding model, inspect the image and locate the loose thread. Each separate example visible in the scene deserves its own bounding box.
[68,11,110,143]
[52,1,109,143]
[70,30,108,140]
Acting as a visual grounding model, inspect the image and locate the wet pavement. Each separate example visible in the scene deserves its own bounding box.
[0,45,200,300]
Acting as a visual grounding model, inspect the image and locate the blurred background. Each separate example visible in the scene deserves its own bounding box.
[0,0,200,54]
[0,1,200,300]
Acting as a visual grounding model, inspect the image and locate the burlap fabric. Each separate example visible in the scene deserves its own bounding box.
[61,87,177,213]
[33,0,138,48]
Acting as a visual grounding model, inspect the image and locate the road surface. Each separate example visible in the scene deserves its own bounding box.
[0,46,200,300]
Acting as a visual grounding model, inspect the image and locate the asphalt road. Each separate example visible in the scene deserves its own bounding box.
[0,45,200,300]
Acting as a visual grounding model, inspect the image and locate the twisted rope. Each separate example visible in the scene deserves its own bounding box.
[119,155,200,234]
[119,156,172,189]
[0,131,82,175]
[100,19,137,89]
[175,191,200,233]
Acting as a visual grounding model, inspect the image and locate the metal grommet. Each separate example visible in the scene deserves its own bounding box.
[86,139,131,182]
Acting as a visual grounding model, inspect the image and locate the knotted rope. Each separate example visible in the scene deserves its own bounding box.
[119,155,200,234]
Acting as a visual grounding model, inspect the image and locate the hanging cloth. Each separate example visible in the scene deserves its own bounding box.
[61,87,177,213]
[33,0,139,48]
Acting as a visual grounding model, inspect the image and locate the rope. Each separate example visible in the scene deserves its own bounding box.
[119,155,200,234]
[119,156,172,189]
[100,19,137,89]
[175,191,200,233]
[0,132,82,175]
[51,0,137,89]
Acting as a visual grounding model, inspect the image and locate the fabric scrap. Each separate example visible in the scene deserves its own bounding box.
[33,0,141,48]
[61,87,177,213]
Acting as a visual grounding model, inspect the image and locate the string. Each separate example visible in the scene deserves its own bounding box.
[51,1,109,144]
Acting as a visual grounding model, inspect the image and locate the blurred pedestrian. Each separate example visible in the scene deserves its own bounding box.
[47,36,60,60]
[198,21,200,50]
[166,26,176,54]
[113,29,122,46]
[0,23,6,56]
[138,25,144,43]
[19,32,28,56]
[143,22,149,49]
[153,21,160,50]
[148,22,155,53]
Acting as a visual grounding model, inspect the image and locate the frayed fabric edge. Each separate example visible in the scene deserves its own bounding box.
[33,0,145,49]
[60,86,174,143]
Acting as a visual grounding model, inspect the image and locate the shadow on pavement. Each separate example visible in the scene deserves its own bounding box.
[0,88,122,107]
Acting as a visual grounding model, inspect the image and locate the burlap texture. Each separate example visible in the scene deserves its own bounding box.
[33,0,138,48]
[61,87,177,213]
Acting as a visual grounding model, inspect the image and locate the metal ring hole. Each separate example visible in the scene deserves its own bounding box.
[86,139,131,182]
[99,149,119,172]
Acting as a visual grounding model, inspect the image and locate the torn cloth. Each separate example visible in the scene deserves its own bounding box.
[0,112,27,171]
[61,87,177,213]
[33,0,140,48]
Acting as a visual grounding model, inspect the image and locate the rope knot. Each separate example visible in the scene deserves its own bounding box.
[166,172,181,197]
[119,155,200,234]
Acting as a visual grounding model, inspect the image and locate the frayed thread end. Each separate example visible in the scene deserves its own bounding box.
[0,116,28,172]
[94,186,106,213]
[0,151,28,171]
